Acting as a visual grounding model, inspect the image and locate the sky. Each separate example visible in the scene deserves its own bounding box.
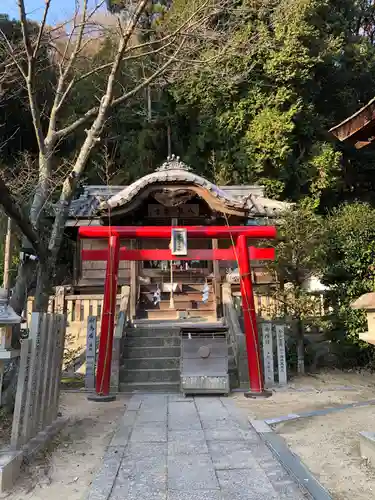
[2,0,104,23]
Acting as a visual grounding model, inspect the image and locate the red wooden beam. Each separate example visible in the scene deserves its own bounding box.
[78,225,277,240]
[82,247,275,262]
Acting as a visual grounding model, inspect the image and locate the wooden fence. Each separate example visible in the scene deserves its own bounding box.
[27,293,123,325]
[11,312,66,450]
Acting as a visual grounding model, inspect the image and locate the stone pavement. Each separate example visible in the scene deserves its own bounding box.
[87,394,309,500]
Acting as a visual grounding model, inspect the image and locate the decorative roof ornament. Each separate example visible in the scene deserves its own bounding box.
[156,154,192,172]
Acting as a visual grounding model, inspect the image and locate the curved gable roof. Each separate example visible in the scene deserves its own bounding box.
[100,157,246,216]
[66,156,291,223]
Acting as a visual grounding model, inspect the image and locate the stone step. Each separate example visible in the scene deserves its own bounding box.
[123,357,180,370]
[133,319,223,328]
[122,346,181,358]
[126,328,181,338]
[123,336,181,348]
[120,368,180,383]
[119,381,180,392]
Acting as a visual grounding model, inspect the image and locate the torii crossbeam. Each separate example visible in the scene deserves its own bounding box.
[79,225,277,399]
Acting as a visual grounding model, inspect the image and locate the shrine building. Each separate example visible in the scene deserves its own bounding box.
[63,155,289,324]
[37,155,290,392]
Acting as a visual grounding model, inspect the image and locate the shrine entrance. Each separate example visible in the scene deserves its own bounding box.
[79,225,277,399]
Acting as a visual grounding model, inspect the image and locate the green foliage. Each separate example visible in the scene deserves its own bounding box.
[322,203,375,343]
[166,0,375,201]
[275,207,326,287]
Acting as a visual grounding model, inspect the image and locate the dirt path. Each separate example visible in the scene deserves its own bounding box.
[234,369,375,420]
[234,369,375,500]
[276,406,375,500]
[0,392,128,500]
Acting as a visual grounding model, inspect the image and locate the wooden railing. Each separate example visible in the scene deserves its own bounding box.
[27,292,124,327]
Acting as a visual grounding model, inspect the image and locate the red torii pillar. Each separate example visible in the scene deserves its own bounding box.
[79,225,277,400]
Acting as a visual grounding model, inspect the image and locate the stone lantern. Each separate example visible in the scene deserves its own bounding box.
[0,288,21,405]
[351,292,375,345]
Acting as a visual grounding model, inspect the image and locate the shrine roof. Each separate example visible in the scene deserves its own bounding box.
[329,97,375,149]
[67,156,290,223]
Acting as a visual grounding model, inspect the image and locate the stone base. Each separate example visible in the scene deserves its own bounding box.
[0,418,67,492]
[0,450,23,493]
[87,393,116,402]
[360,431,375,467]
[244,389,273,399]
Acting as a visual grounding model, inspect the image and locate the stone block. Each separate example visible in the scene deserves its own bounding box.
[126,442,167,458]
[86,447,124,500]
[360,431,375,467]
[0,450,23,492]
[167,454,219,490]
[137,408,167,423]
[119,455,167,490]
[121,368,180,384]
[168,402,202,430]
[168,491,224,500]
[126,398,142,411]
[23,418,68,461]
[201,417,241,430]
[204,428,244,441]
[109,426,132,447]
[130,422,167,443]
[208,438,261,472]
[168,437,208,456]
[217,469,278,499]
[168,429,205,441]
[111,482,166,500]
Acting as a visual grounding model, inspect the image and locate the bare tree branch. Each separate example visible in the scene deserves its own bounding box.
[32,0,52,58]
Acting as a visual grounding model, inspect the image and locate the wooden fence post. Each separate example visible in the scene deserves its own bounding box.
[50,314,66,422]
[34,314,49,432]
[10,311,67,453]
[22,313,43,443]
[11,339,32,448]
[41,314,55,427]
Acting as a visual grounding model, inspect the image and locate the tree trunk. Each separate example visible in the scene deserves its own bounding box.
[296,319,305,375]
[33,260,52,312]
[10,259,36,349]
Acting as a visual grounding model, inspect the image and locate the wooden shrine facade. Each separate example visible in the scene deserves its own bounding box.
[65,155,289,297]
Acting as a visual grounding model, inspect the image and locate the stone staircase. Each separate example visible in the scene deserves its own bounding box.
[119,321,238,392]
[137,281,217,321]
[120,323,181,392]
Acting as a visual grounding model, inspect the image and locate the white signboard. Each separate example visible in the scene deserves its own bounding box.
[171,228,188,256]
[148,204,199,218]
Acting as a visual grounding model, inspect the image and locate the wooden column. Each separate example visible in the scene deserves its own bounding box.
[212,239,222,317]
[130,239,137,319]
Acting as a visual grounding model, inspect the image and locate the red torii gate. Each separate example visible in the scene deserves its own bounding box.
[79,225,277,399]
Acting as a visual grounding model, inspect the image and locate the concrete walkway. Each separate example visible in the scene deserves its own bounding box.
[87,394,309,500]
